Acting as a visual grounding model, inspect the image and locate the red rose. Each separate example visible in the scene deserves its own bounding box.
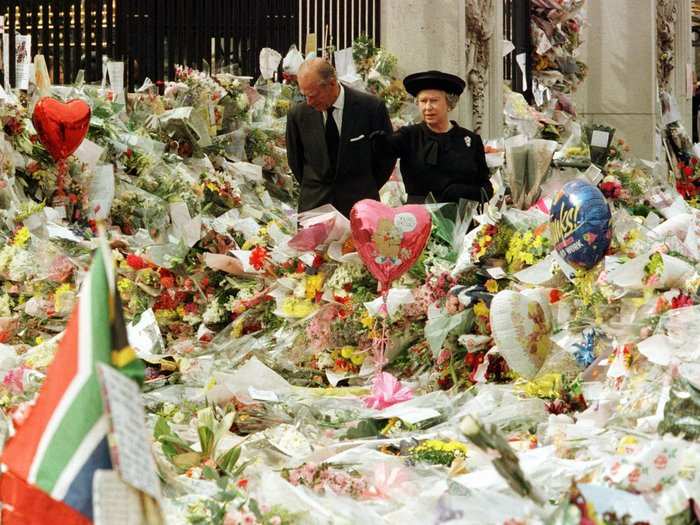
[126,254,147,270]
[158,269,176,289]
[671,294,694,309]
[312,253,325,268]
[692,157,698,165]
[684,166,694,177]
[549,289,563,303]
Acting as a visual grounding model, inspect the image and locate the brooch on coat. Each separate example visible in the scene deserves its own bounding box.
[464,136,471,148]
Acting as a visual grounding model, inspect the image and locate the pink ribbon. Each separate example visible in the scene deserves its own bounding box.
[364,372,413,409]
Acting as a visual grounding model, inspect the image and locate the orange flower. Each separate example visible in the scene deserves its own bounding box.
[249,246,268,270]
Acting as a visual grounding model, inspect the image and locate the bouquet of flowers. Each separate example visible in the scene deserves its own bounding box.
[505,226,551,272]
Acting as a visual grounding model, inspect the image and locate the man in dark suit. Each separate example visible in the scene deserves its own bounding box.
[286,58,395,217]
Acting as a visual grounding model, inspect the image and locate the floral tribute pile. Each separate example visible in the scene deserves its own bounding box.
[1,36,700,525]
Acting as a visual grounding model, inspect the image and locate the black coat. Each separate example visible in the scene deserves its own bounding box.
[285,85,395,217]
[372,121,493,204]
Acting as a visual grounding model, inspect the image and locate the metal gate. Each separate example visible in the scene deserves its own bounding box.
[0,0,381,91]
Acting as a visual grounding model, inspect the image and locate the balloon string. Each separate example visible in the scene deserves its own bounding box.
[372,289,389,374]
[55,159,67,199]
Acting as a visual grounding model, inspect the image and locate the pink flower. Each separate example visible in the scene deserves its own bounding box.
[646,274,660,287]
[3,366,28,394]
[269,518,282,525]
[365,463,409,499]
[436,349,451,366]
[654,453,668,470]
[627,468,641,484]
[363,372,413,410]
[300,463,317,484]
[287,470,301,485]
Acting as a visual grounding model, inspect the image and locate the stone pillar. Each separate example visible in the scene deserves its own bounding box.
[483,2,503,140]
[672,0,693,135]
[381,0,471,126]
[576,0,658,159]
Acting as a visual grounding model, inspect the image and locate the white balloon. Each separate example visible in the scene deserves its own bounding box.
[490,290,553,379]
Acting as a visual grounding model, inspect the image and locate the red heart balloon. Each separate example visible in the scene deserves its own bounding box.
[32,97,91,163]
[350,200,432,290]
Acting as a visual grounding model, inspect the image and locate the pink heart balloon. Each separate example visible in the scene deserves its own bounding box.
[32,97,91,163]
[350,200,432,290]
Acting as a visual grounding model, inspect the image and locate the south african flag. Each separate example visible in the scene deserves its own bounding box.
[0,240,144,524]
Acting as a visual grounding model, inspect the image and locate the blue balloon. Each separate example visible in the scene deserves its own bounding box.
[550,180,612,269]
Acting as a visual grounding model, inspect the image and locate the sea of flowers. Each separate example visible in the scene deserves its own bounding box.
[1,35,700,524]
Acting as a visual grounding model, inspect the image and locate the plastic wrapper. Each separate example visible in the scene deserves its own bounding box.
[503,91,539,138]
[112,180,170,235]
[504,136,557,209]
[552,122,591,169]
[282,44,305,76]
[504,134,528,206]
[502,206,549,232]
[659,376,700,441]
[425,200,478,261]
[606,251,696,291]
[484,138,505,169]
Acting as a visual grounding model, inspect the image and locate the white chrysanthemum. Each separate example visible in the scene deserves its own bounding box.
[326,263,364,290]
[0,245,18,274]
[292,277,306,299]
[316,351,334,369]
[0,293,12,317]
[202,300,225,325]
[459,415,480,436]
[8,248,35,281]
[236,93,249,111]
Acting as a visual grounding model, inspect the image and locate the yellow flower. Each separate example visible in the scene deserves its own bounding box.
[54,283,74,313]
[473,301,490,318]
[360,311,374,329]
[518,373,562,399]
[35,336,44,345]
[281,298,316,318]
[616,435,639,455]
[305,273,325,301]
[155,309,178,323]
[340,346,354,359]
[204,376,217,391]
[231,317,244,338]
[485,279,499,293]
[13,227,30,247]
[350,353,365,366]
[416,439,468,456]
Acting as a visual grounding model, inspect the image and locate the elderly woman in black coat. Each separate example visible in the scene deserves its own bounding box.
[372,70,493,205]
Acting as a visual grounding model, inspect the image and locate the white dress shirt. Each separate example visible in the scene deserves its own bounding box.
[322,83,345,132]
